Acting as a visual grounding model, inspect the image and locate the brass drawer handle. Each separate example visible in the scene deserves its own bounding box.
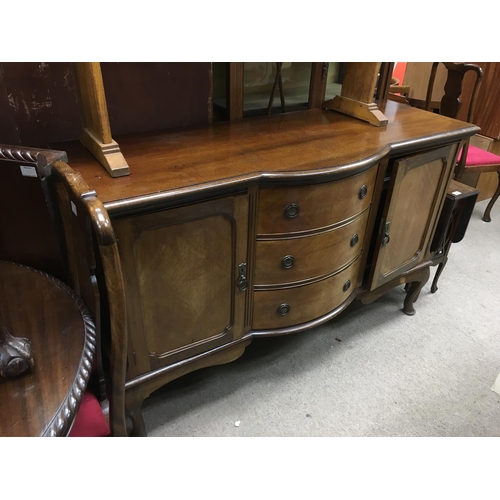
[359,184,368,200]
[350,234,359,247]
[281,255,295,269]
[277,303,291,316]
[343,280,351,292]
[284,203,300,219]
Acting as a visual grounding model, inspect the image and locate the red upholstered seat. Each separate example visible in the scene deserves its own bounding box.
[458,144,500,168]
[69,390,110,437]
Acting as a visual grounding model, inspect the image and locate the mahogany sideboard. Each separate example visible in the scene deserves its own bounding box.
[5,99,479,436]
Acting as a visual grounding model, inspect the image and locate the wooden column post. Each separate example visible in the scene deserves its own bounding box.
[227,62,244,121]
[75,62,130,177]
[324,62,388,126]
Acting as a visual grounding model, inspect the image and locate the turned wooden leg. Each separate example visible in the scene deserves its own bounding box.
[482,172,500,222]
[403,267,430,316]
[431,257,448,294]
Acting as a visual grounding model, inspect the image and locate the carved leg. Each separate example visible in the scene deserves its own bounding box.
[482,172,500,222]
[0,326,34,378]
[431,257,448,293]
[403,267,430,316]
[126,398,147,437]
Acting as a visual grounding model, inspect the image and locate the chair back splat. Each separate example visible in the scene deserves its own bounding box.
[425,62,500,222]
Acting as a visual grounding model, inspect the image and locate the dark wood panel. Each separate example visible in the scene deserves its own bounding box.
[1,62,84,147]
[460,62,500,139]
[0,156,65,279]
[0,65,21,144]
[100,62,211,136]
[53,102,478,210]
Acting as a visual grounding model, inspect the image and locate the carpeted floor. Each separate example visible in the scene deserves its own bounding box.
[142,198,500,437]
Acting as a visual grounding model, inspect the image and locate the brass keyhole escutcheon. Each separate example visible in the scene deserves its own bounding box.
[381,221,391,247]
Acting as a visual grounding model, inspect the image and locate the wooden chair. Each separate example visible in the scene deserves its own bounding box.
[0,144,114,436]
[49,160,129,436]
[425,62,500,222]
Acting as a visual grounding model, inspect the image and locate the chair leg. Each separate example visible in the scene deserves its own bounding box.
[482,171,500,223]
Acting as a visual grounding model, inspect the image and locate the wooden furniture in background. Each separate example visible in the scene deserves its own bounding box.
[403,62,448,109]
[0,260,95,436]
[75,63,129,178]
[424,62,500,222]
[37,100,478,436]
[401,62,500,202]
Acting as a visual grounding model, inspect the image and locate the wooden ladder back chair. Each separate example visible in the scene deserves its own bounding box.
[425,62,500,222]
[49,161,128,436]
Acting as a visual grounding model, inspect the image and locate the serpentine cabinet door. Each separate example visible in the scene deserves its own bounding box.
[113,194,249,378]
[369,144,458,290]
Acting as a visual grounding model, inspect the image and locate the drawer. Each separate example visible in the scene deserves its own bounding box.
[252,256,363,330]
[257,166,377,235]
[255,210,369,285]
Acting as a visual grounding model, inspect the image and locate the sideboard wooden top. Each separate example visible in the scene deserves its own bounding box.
[54,100,479,213]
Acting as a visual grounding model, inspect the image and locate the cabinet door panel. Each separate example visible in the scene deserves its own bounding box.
[370,144,457,290]
[134,215,233,354]
[114,194,249,377]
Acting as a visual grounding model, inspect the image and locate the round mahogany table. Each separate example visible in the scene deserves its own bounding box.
[0,261,96,436]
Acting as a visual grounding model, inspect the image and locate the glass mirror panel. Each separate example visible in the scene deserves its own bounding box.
[243,62,312,116]
[324,62,345,100]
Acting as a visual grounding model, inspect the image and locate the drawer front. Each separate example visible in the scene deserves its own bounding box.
[257,166,377,235]
[255,210,369,285]
[253,256,363,330]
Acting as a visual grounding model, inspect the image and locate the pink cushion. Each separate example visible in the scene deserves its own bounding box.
[69,390,110,437]
[458,144,500,167]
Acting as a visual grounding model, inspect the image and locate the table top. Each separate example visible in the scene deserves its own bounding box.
[0,261,96,437]
[52,101,479,215]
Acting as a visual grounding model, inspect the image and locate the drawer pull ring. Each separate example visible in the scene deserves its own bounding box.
[284,203,300,219]
[343,280,351,292]
[350,234,359,247]
[281,255,295,269]
[359,185,368,200]
[277,303,291,316]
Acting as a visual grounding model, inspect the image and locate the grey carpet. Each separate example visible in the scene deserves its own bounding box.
[142,198,500,436]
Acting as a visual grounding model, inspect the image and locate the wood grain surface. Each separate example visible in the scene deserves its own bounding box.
[256,167,376,235]
[0,261,95,437]
[51,101,478,213]
[253,255,363,330]
[255,210,369,286]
